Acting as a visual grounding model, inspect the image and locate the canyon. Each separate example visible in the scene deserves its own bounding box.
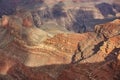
[0,0,120,80]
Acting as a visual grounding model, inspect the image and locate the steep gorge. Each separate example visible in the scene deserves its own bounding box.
[0,0,120,80]
[0,0,120,33]
[0,15,120,80]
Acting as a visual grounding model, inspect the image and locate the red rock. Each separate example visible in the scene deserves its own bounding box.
[0,51,54,80]
[95,19,120,39]
[0,15,120,80]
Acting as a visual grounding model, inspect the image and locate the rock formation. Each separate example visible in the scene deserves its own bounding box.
[0,0,120,80]
[0,14,120,80]
[0,0,120,33]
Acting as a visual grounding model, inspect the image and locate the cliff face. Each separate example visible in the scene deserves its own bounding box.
[0,0,120,33]
[20,1,120,33]
[0,0,120,80]
[0,14,120,80]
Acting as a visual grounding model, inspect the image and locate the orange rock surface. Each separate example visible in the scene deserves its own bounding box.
[0,17,120,80]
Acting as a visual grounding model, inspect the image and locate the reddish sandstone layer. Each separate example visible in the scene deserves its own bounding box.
[0,18,120,80]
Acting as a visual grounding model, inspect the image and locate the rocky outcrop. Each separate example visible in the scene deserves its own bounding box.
[0,51,54,80]
[57,59,120,80]
[95,19,120,39]
[0,0,120,33]
[0,10,120,80]
[56,19,120,80]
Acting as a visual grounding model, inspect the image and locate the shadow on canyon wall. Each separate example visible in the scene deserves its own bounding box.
[95,3,116,18]
[0,60,119,80]
[0,46,120,80]
[0,0,17,18]
[0,1,120,33]
[52,1,66,19]
[31,47,120,80]
[70,9,94,33]
[113,3,120,12]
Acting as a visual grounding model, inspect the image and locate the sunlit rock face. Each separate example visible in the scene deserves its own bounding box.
[0,1,120,80]
[95,19,120,39]
[0,18,120,80]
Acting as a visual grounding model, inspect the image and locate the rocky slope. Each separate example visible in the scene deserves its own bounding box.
[0,0,120,80]
[0,13,120,80]
[0,0,120,33]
